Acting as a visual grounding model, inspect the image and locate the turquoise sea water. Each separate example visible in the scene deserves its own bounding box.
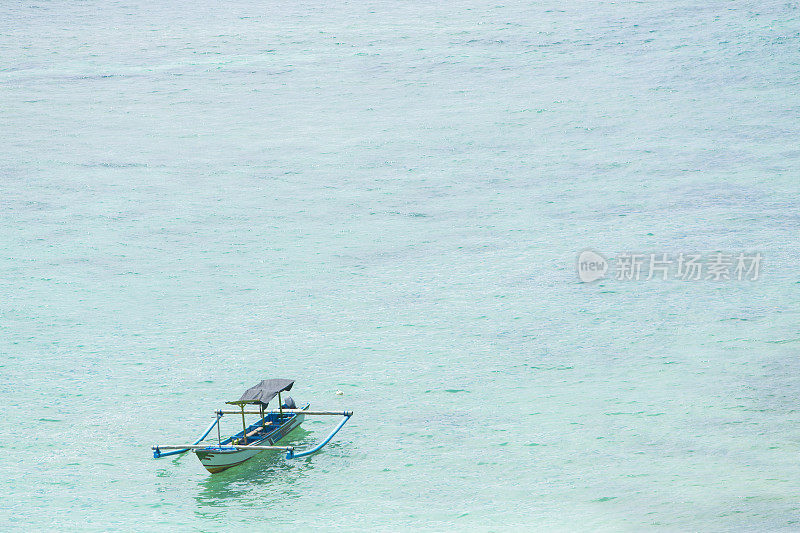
[2,0,799,530]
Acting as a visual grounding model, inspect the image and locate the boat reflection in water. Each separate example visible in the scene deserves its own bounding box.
[194,431,314,515]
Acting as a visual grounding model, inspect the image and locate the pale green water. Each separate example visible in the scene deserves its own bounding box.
[1,0,799,530]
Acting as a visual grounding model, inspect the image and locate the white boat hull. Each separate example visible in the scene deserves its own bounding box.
[194,412,305,473]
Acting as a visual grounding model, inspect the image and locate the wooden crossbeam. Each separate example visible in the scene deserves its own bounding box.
[244,424,272,438]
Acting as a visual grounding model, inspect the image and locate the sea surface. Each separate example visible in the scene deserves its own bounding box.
[1,0,799,530]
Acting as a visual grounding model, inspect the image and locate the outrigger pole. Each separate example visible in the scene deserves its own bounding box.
[286,412,352,459]
[152,411,221,459]
[218,409,352,416]
[155,444,294,453]
[153,410,353,460]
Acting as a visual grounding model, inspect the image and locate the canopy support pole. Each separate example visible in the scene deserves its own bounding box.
[278,392,283,421]
[240,404,247,444]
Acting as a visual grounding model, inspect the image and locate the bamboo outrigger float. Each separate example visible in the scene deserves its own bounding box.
[152,379,352,473]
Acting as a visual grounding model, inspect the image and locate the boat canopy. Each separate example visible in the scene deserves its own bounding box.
[227,379,294,406]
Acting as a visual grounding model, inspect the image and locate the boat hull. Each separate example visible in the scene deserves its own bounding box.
[195,409,306,473]
[196,448,264,474]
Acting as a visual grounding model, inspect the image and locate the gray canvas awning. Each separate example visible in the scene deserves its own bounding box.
[227,379,294,406]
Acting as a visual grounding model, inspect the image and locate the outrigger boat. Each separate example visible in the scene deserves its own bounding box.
[152,379,352,473]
